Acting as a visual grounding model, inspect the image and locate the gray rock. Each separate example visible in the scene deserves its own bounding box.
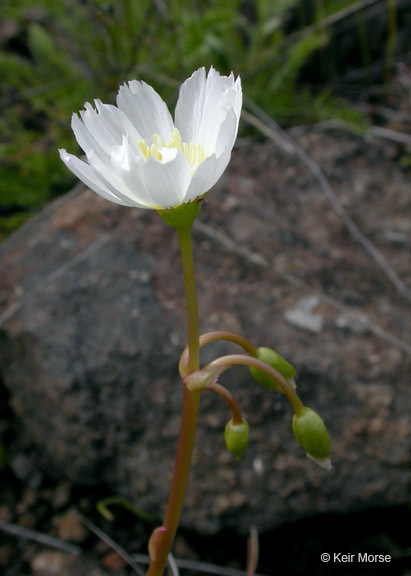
[0,129,410,535]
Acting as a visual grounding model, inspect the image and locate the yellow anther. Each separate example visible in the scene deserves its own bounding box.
[171,128,183,152]
[150,144,162,161]
[138,140,150,159]
[138,129,207,170]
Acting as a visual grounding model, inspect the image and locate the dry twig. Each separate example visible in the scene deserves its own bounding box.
[168,553,180,576]
[246,526,259,576]
[0,519,81,555]
[76,512,145,576]
[133,553,270,576]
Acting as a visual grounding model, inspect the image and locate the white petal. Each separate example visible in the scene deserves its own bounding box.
[80,101,140,155]
[196,68,240,149]
[143,149,191,208]
[212,108,239,157]
[71,113,108,163]
[198,83,241,155]
[59,149,135,207]
[117,81,174,143]
[109,136,159,208]
[175,67,242,154]
[183,147,231,202]
[86,146,152,208]
[174,67,207,145]
[61,147,153,209]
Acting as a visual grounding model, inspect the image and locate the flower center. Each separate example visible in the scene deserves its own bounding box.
[138,128,206,172]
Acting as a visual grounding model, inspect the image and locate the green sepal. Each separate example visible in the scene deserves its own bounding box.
[157,198,203,231]
[292,407,331,468]
[224,418,250,460]
[249,347,296,392]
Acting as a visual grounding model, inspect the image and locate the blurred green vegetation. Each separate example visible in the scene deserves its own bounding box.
[0,0,374,236]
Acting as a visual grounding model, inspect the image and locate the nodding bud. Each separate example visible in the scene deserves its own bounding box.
[292,407,332,471]
[249,347,297,392]
[224,419,250,460]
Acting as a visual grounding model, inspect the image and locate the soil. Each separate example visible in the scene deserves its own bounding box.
[0,448,410,576]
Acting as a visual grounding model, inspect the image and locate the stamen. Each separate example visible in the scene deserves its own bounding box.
[150,144,162,161]
[137,128,207,170]
[138,140,150,159]
[171,128,183,152]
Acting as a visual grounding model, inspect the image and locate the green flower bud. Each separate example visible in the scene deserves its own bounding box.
[249,347,297,392]
[224,418,250,460]
[292,407,331,470]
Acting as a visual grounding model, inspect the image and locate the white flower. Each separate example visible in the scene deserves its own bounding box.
[59,67,242,210]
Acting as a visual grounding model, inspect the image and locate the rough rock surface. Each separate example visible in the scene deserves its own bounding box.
[0,128,410,534]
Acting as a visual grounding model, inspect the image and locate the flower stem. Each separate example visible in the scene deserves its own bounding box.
[206,354,305,416]
[210,381,243,424]
[176,226,200,372]
[179,330,258,377]
[199,330,258,357]
[146,224,201,576]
